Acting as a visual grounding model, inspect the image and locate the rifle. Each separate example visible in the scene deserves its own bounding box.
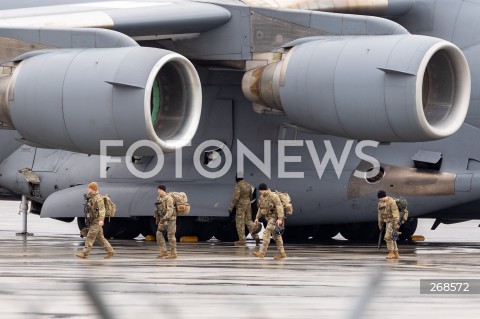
[83,194,90,228]
[377,224,385,250]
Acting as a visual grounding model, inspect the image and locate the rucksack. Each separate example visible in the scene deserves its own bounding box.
[170,192,190,216]
[273,191,293,217]
[393,196,409,223]
[103,194,116,220]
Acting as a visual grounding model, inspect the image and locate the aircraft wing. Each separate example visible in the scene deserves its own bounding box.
[0,1,232,37]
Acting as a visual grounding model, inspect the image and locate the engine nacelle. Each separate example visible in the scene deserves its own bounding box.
[242,35,471,142]
[0,47,201,155]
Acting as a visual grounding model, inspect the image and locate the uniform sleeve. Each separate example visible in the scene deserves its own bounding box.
[255,206,261,221]
[164,195,175,220]
[228,184,241,211]
[273,195,284,219]
[154,197,161,217]
[96,196,106,222]
[377,203,383,228]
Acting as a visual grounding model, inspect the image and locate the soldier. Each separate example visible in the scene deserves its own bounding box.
[76,182,115,259]
[253,183,287,260]
[377,190,400,259]
[155,185,177,259]
[228,175,260,246]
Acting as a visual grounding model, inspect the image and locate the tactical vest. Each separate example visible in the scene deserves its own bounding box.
[156,194,174,218]
[86,193,101,221]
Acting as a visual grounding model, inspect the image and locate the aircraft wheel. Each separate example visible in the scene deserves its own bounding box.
[77,217,86,231]
[140,216,157,237]
[108,218,141,240]
[339,222,379,241]
[193,221,218,241]
[175,217,195,241]
[214,218,238,242]
[283,225,316,241]
[399,218,418,240]
[313,225,339,240]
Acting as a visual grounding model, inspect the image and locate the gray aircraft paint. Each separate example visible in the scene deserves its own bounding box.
[0,0,479,236]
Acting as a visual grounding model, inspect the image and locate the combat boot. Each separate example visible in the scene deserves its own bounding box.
[274,252,287,260]
[393,251,400,259]
[386,250,395,259]
[104,251,115,259]
[253,251,264,259]
[156,251,168,258]
[234,240,246,246]
[165,250,177,259]
[75,252,88,259]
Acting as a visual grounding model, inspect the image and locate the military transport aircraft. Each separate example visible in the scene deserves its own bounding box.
[0,0,479,242]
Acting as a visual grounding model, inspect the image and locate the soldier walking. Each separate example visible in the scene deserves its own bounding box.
[253,183,287,260]
[155,185,177,259]
[76,182,115,259]
[377,190,400,259]
[228,175,260,246]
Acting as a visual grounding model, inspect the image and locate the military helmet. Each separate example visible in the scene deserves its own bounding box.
[250,222,262,235]
[274,224,285,236]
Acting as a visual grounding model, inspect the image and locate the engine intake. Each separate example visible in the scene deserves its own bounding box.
[242,35,471,142]
[0,47,202,155]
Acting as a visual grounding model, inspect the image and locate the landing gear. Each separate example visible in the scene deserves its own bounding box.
[339,222,379,241]
[214,218,238,242]
[313,225,339,241]
[77,217,141,240]
[16,195,33,236]
[175,217,195,241]
[193,220,218,241]
[283,225,316,241]
[139,216,157,238]
[399,218,418,240]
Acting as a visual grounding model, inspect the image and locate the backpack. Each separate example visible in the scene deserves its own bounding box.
[170,192,190,216]
[393,196,409,223]
[273,191,293,217]
[103,194,116,220]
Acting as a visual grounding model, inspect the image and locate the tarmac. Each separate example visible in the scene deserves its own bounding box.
[0,200,480,319]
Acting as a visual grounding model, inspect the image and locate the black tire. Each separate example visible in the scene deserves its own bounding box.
[339,222,379,241]
[282,225,317,242]
[140,216,157,237]
[77,217,140,239]
[399,218,418,240]
[313,225,339,240]
[175,217,195,241]
[77,217,86,230]
[193,221,218,241]
[94,218,139,240]
[214,218,238,242]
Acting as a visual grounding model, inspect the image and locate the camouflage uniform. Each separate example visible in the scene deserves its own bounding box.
[255,189,285,256]
[82,192,114,256]
[155,194,176,257]
[378,197,400,254]
[228,180,259,243]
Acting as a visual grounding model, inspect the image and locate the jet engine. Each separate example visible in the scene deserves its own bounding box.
[242,35,471,142]
[0,47,201,155]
